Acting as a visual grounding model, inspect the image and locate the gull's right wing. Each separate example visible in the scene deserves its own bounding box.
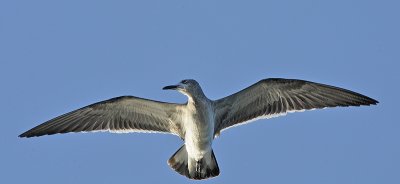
[20,96,184,138]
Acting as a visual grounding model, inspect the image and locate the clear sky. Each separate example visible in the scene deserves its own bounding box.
[1,0,398,183]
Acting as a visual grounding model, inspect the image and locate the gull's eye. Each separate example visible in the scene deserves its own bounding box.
[181,80,188,84]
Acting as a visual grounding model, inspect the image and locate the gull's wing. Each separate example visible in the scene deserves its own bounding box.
[214,78,378,135]
[19,96,184,138]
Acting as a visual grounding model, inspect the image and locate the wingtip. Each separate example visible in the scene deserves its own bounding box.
[367,97,379,106]
[19,131,36,138]
[18,132,28,138]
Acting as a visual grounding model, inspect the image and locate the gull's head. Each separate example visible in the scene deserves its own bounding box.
[163,79,204,98]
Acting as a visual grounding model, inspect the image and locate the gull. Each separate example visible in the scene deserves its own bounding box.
[19,78,378,180]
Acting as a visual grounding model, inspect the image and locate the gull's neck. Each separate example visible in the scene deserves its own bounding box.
[186,91,209,107]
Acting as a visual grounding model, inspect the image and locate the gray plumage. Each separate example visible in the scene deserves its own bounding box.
[19,96,183,137]
[19,78,378,180]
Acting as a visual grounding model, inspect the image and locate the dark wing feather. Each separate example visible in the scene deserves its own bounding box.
[214,78,378,134]
[20,96,183,138]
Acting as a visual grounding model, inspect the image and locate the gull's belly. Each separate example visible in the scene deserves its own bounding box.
[184,112,214,160]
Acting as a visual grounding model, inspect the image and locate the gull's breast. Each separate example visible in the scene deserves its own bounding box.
[183,103,214,160]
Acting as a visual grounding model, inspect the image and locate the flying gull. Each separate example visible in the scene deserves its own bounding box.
[19,78,378,180]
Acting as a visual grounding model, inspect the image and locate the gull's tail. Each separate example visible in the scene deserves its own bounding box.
[167,145,220,180]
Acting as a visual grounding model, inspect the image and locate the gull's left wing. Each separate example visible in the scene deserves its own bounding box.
[214,78,378,135]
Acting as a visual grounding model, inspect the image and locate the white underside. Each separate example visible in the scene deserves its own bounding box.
[79,129,178,136]
[183,103,214,160]
[220,108,323,133]
[77,120,178,136]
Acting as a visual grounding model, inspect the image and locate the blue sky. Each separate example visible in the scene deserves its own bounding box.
[1,0,399,183]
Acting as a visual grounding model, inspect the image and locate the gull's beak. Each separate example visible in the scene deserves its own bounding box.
[162,84,182,90]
